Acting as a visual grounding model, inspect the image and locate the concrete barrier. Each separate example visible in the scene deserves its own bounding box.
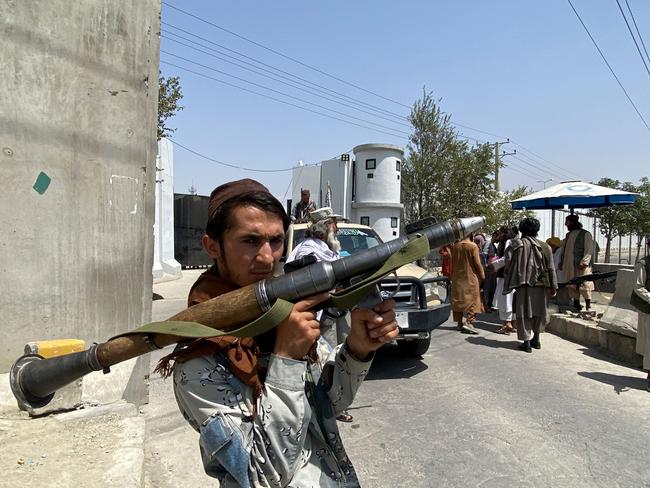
[598,269,638,337]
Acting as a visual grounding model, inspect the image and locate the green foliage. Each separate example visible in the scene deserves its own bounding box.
[587,177,648,261]
[158,74,184,140]
[402,89,532,232]
[482,186,536,231]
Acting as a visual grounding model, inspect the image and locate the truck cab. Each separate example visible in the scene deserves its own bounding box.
[283,222,450,356]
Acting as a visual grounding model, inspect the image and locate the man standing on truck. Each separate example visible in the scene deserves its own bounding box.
[292,188,317,223]
[286,206,355,422]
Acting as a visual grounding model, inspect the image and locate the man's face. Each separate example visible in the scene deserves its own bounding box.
[301,191,310,203]
[203,205,285,287]
[324,219,341,253]
[565,218,577,231]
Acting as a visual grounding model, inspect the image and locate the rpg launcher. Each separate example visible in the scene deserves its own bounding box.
[557,270,618,288]
[10,216,485,411]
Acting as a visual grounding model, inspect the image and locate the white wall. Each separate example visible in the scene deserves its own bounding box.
[153,138,181,282]
[291,164,321,208]
[320,158,352,219]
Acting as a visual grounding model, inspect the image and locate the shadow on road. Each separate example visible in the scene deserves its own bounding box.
[577,371,649,395]
[365,344,428,380]
[464,335,520,350]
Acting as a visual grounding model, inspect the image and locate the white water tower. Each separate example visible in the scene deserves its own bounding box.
[352,143,404,242]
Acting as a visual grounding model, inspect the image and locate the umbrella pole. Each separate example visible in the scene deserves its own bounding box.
[551,209,556,236]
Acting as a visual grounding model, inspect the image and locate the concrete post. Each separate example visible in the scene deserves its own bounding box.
[0,1,161,406]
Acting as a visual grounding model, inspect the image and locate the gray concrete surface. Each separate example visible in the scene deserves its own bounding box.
[0,384,145,488]
[0,1,160,409]
[143,271,650,487]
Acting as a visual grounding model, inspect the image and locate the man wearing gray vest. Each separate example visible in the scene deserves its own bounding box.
[560,214,595,311]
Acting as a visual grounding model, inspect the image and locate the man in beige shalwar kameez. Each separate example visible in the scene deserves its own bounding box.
[560,214,595,310]
[451,235,485,334]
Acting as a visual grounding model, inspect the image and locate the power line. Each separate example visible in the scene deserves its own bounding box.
[500,162,543,183]
[161,61,408,139]
[162,52,411,136]
[510,152,576,181]
[625,0,650,68]
[615,0,650,80]
[510,141,586,180]
[508,154,560,181]
[163,2,411,110]
[162,23,410,122]
[171,140,293,172]
[162,32,413,128]
[566,0,650,131]
[162,3,578,177]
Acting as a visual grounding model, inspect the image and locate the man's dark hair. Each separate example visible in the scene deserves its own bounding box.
[519,217,541,237]
[206,191,290,243]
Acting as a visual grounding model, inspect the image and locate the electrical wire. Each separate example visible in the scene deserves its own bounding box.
[510,141,586,180]
[510,152,576,181]
[162,32,413,128]
[566,0,650,131]
[171,139,293,172]
[161,61,408,139]
[625,0,650,68]
[162,51,411,136]
[508,155,561,181]
[162,23,409,122]
[615,0,650,80]
[162,3,584,179]
[162,2,412,110]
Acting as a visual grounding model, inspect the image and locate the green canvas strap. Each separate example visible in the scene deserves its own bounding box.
[111,298,294,340]
[112,234,430,340]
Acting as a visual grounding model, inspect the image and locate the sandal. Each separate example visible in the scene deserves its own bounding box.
[496,325,511,335]
[336,412,354,423]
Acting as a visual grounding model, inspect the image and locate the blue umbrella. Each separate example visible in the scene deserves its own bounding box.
[511,181,638,210]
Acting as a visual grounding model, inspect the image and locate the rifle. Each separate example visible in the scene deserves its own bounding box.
[557,270,618,288]
[10,216,485,411]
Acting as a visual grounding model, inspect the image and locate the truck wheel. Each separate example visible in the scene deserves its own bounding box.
[398,337,431,357]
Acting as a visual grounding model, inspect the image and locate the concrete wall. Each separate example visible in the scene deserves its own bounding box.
[0,1,160,404]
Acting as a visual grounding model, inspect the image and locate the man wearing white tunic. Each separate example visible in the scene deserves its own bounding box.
[631,255,650,391]
[560,214,595,311]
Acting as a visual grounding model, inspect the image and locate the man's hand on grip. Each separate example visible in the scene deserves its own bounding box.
[273,292,329,360]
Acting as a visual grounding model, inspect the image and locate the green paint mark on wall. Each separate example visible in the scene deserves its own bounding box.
[33,172,51,194]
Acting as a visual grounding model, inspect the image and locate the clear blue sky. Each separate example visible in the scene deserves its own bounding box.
[160,0,650,202]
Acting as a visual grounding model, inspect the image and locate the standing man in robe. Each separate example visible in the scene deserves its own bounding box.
[451,234,485,334]
[560,214,595,311]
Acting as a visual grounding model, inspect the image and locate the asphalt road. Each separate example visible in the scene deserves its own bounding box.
[143,273,650,488]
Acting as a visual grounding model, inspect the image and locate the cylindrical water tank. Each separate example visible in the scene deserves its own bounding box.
[352,143,403,204]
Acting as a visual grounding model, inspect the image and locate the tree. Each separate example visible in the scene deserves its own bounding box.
[402,89,533,233]
[620,177,650,261]
[481,186,535,231]
[587,177,633,262]
[158,74,184,140]
[402,89,458,222]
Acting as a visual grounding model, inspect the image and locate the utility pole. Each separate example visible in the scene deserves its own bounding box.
[491,139,513,192]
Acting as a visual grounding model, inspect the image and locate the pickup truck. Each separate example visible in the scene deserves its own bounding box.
[283,221,451,356]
